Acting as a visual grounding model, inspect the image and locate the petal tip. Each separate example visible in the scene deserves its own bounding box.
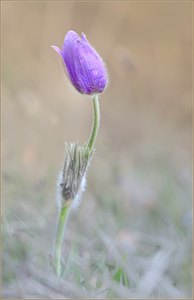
[51,45,62,56]
[81,32,87,41]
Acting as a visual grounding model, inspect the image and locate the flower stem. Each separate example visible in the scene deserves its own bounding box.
[53,94,100,278]
[87,94,100,153]
[54,204,70,277]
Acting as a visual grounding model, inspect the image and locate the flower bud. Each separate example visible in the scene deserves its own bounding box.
[52,31,108,95]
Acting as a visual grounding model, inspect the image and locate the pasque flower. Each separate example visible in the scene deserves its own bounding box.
[52,31,108,278]
[52,30,107,95]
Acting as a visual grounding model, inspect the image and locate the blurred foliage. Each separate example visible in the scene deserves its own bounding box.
[2,0,192,298]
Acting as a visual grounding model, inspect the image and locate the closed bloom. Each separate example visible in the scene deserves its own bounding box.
[52,31,108,95]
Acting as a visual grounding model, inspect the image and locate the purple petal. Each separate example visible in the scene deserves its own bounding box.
[52,31,108,95]
[51,45,62,57]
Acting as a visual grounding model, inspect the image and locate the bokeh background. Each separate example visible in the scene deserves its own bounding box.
[2,1,192,298]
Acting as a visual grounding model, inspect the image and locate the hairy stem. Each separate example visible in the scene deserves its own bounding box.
[54,204,70,277]
[53,94,100,277]
[87,94,100,153]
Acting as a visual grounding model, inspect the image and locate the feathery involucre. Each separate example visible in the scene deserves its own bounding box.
[57,143,93,208]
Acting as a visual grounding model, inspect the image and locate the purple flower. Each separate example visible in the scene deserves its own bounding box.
[52,31,108,95]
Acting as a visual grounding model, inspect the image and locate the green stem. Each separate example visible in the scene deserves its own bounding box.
[54,204,70,277]
[53,94,100,277]
[87,94,100,153]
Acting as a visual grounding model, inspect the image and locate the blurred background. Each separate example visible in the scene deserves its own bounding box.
[2,1,192,298]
